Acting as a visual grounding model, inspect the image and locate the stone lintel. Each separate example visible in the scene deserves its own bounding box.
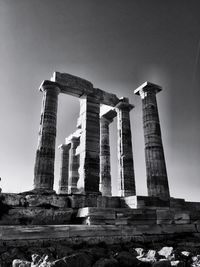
[134,81,162,96]
[115,97,134,111]
[100,106,117,121]
[94,88,120,107]
[39,80,60,92]
[49,71,120,106]
[51,71,94,97]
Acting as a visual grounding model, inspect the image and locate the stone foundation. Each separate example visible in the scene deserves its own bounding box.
[1,193,200,229]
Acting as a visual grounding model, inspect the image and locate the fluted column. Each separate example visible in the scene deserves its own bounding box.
[100,109,116,196]
[34,80,60,192]
[116,98,136,197]
[58,144,71,194]
[77,95,100,193]
[134,81,170,200]
[68,136,80,194]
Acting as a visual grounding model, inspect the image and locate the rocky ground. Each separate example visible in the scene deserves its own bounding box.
[1,235,200,267]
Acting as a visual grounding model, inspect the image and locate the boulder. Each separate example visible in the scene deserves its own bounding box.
[138,250,157,263]
[146,250,156,261]
[12,259,31,267]
[158,247,173,259]
[135,248,145,257]
[31,254,41,265]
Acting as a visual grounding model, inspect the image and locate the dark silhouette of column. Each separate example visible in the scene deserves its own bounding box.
[68,136,80,194]
[58,144,71,194]
[100,109,117,196]
[34,80,60,192]
[134,82,170,200]
[116,98,136,197]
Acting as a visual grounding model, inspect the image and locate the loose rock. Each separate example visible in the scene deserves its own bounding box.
[158,247,173,259]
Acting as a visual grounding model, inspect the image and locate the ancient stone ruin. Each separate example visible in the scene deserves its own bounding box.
[34,72,169,200]
[1,72,200,245]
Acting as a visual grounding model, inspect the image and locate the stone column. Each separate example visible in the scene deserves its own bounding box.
[134,82,170,200]
[116,98,136,197]
[100,109,117,196]
[34,80,60,192]
[68,136,80,194]
[58,144,71,194]
[77,95,100,193]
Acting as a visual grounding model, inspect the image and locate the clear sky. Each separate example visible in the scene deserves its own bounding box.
[0,0,200,201]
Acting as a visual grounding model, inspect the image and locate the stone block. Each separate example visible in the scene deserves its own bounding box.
[161,224,196,234]
[0,207,73,225]
[25,194,70,208]
[94,88,120,107]
[97,196,121,208]
[190,211,200,223]
[156,209,175,224]
[85,194,100,207]
[170,198,186,209]
[122,196,170,209]
[185,202,200,211]
[77,207,116,219]
[1,193,22,206]
[83,216,115,225]
[174,211,190,224]
[68,225,121,238]
[52,72,94,96]
[115,218,128,225]
[70,193,100,208]
[1,225,71,240]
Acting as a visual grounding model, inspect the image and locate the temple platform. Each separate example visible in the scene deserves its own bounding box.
[1,193,200,227]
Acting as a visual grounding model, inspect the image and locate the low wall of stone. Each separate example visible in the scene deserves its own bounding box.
[0,207,73,225]
[0,224,199,246]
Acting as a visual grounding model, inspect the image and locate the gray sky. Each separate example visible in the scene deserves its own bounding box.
[0,0,200,201]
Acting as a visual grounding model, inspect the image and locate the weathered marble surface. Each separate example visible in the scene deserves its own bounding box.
[134,82,170,201]
[77,96,100,193]
[1,193,71,208]
[58,144,71,194]
[100,107,117,196]
[68,137,80,194]
[34,81,60,191]
[0,207,73,225]
[51,72,120,106]
[116,98,136,197]
[0,223,197,242]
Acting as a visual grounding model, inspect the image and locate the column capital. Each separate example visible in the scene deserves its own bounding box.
[115,97,134,111]
[134,81,162,98]
[39,80,61,94]
[58,143,71,150]
[100,107,117,123]
[65,129,82,145]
